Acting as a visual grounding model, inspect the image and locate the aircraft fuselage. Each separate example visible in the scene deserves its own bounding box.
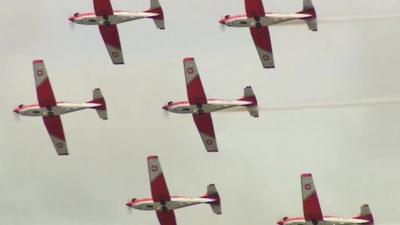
[278,216,370,225]
[69,11,158,25]
[130,196,215,211]
[220,13,313,28]
[13,102,100,117]
[163,99,253,114]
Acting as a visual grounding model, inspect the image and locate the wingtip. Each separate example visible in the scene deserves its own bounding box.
[207,149,219,153]
[33,59,44,64]
[58,153,69,156]
[301,173,312,177]
[147,155,159,159]
[183,57,195,62]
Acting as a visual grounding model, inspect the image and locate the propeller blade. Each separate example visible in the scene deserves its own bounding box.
[69,21,76,30]
[219,23,226,32]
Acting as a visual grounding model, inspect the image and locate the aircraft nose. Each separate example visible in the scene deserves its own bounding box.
[68,16,75,22]
[126,202,133,207]
[162,105,168,110]
[13,108,19,113]
[219,19,226,25]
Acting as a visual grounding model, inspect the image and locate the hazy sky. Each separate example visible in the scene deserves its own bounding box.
[1,0,400,225]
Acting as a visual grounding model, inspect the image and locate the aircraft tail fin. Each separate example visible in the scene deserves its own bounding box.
[354,204,374,224]
[301,0,317,31]
[88,88,108,120]
[301,173,323,223]
[145,0,165,29]
[204,184,222,215]
[240,86,259,118]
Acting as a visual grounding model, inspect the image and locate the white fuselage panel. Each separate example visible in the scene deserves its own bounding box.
[73,11,157,25]
[132,197,214,211]
[166,99,252,114]
[225,13,312,27]
[17,102,99,117]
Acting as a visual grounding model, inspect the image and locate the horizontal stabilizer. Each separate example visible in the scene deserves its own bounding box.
[302,0,317,31]
[206,184,222,215]
[241,86,259,118]
[354,204,374,224]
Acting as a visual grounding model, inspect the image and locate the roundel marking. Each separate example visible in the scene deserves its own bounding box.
[37,70,44,76]
[151,165,158,172]
[56,143,64,148]
[187,67,194,74]
[305,184,311,190]
[112,52,119,57]
[206,139,213,145]
[262,54,270,61]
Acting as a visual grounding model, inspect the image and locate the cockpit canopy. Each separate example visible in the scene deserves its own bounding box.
[74,12,80,17]
[18,104,23,108]
[131,198,136,202]
[224,15,230,19]
[167,101,173,105]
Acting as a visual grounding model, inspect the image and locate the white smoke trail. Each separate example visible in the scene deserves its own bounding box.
[218,98,400,113]
[319,14,400,23]
[275,14,400,27]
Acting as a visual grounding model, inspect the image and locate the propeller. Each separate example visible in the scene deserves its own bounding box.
[69,21,76,30]
[13,111,21,122]
[163,108,170,119]
[126,205,133,215]
[126,198,135,214]
[219,23,226,32]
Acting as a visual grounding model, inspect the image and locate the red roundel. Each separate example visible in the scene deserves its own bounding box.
[187,67,194,74]
[151,165,158,172]
[305,184,311,190]
[206,139,213,145]
[37,70,44,76]
[112,52,119,57]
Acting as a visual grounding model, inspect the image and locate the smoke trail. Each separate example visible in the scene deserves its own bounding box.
[276,14,400,27]
[218,98,400,113]
[319,14,400,23]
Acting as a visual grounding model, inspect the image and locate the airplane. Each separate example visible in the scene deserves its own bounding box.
[126,155,221,225]
[162,57,259,152]
[277,173,374,225]
[219,0,317,69]
[13,60,108,156]
[68,0,165,65]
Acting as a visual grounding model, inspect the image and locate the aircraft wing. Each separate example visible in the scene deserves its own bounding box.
[249,27,274,68]
[183,57,207,105]
[245,0,265,17]
[301,173,323,222]
[193,113,218,152]
[93,0,113,16]
[98,25,124,64]
[33,60,57,107]
[148,156,171,203]
[43,116,68,155]
[156,211,177,225]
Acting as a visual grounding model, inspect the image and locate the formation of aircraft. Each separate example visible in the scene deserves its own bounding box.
[126,155,221,225]
[68,0,165,64]
[219,0,317,68]
[162,57,259,152]
[13,60,108,155]
[277,173,374,225]
[10,0,378,224]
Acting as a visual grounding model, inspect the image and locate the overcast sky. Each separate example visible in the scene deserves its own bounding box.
[1,0,400,225]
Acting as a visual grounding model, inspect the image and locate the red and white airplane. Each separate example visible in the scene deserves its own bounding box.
[13,60,108,156]
[277,173,374,225]
[162,57,259,152]
[219,0,317,68]
[68,0,165,65]
[126,155,221,225]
